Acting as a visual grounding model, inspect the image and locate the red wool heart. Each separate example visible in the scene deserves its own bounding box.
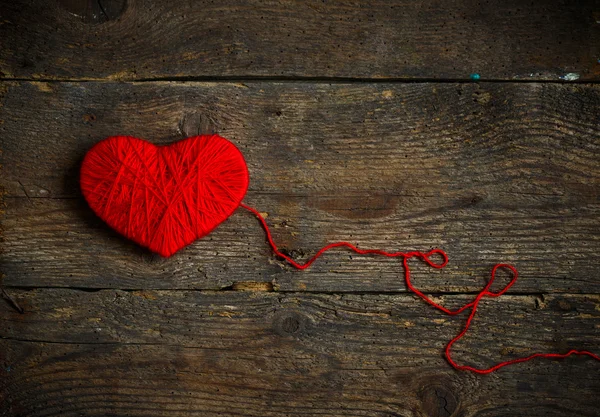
[79,135,600,374]
[80,135,249,257]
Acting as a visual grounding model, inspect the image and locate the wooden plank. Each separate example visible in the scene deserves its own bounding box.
[1,81,599,291]
[1,290,599,416]
[3,81,600,199]
[0,0,598,81]
[2,81,599,199]
[3,195,600,293]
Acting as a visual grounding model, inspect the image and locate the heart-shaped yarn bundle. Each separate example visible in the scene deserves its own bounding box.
[80,135,600,374]
[80,135,249,257]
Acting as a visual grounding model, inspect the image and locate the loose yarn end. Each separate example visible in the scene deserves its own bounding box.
[241,203,600,374]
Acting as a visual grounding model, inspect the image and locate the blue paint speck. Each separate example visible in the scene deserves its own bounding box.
[6,366,11,372]
[470,73,481,81]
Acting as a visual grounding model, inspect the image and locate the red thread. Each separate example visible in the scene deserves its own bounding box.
[241,203,600,374]
[81,136,599,373]
[81,135,249,257]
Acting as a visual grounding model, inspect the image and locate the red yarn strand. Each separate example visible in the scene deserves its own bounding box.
[240,203,600,374]
[82,136,599,373]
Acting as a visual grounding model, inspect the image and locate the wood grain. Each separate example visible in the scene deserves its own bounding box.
[1,289,599,416]
[2,2,600,415]
[1,81,599,292]
[0,0,599,81]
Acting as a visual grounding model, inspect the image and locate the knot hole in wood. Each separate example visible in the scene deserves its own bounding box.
[419,382,459,417]
[273,310,308,337]
[179,112,218,137]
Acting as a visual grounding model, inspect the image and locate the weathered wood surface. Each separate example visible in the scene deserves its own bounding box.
[1,0,599,81]
[1,290,599,416]
[1,81,599,292]
[2,2,600,415]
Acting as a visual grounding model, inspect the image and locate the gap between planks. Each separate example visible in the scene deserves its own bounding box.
[0,76,598,84]
[0,285,558,297]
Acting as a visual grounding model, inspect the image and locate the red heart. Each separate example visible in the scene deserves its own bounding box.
[80,135,249,257]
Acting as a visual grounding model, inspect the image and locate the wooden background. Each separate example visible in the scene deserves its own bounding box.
[1,0,599,416]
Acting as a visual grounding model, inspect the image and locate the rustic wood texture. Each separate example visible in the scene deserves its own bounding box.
[1,81,599,293]
[1,290,599,416]
[2,2,600,416]
[1,0,599,81]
